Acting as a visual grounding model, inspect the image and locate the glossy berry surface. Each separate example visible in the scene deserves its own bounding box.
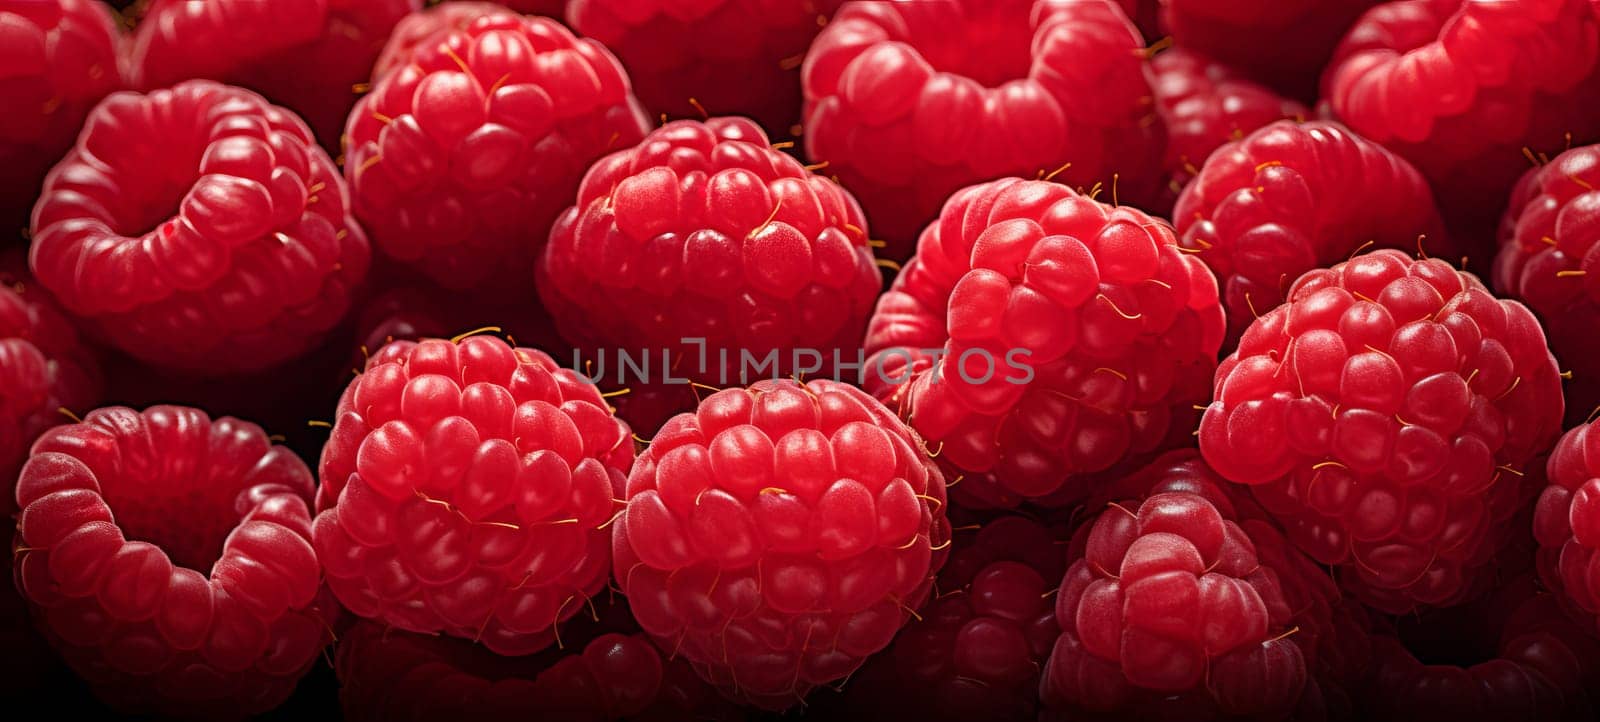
[1175,120,1449,345]
[537,117,880,387]
[345,10,650,293]
[372,1,518,81]
[1323,0,1600,239]
[1161,0,1377,101]
[613,379,951,709]
[863,177,1225,509]
[312,335,634,656]
[13,405,333,718]
[1535,419,1600,636]
[1200,249,1565,612]
[0,0,123,238]
[802,0,1165,260]
[569,0,832,136]
[126,0,418,151]
[1494,143,1600,423]
[29,80,370,375]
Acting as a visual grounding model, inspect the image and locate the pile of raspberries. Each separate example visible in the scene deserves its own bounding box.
[8,1,1600,719]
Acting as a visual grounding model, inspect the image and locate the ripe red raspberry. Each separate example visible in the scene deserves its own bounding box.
[802,0,1166,260]
[1161,0,1377,101]
[1149,48,1308,212]
[372,2,518,82]
[1534,418,1600,636]
[28,79,371,375]
[568,0,831,137]
[1494,143,1600,424]
[1323,0,1600,242]
[345,11,650,294]
[12,405,334,718]
[537,117,880,388]
[862,177,1225,509]
[1041,451,1338,720]
[1199,249,1565,612]
[1174,120,1450,345]
[613,379,951,709]
[312,335,634,656]
[126,0,419,151]
[0,0,123,237]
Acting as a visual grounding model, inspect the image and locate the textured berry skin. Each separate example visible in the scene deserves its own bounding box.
[1323,0,1600,241]
[537,117,880,386]
[312,335,634,656]
[29,80,371,375]
[126,0,420,151]
[569,0,832,137]
[0,0,123,238]
[1042,451,1338,721]
[802,0,1165,260]
[1175,120,1450,346]
[1535,419,1600,636]
[613,379,951,709]
[1149,49,1308,212]
[12,406,333,719]
[1200,250,1565,612]
[373,2,519,81]
[862,177,1225,509]
[1161,0,1378,101]
[1494,143,1600,424]
[345,11,650,294]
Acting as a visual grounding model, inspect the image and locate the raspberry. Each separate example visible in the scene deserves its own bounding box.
[372,2,519,82]
[612,378,951,708]
[126,0,419,151]
[1116,0,1161,38]
[802,0,1165,260]
[536,117,881,387]
[568,0,831,137]
[311,335,635,656]
[1199,249,1565,612]
[1041,450,1338,720]
[1494,143,1600,424]
[28,80,371,375]
[1149,49,1308,212]
[12,405,334,718]
[862,177,1225,509]
[345,11,650,294]
[0,0,123,237]
[828,515,1067,722]
[1534,417,1600,635]
[1323,0,1600,243]
[1161,0,1378,101]
[1174,120,1450,345]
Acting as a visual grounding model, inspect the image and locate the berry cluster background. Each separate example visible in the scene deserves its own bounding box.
[5,0,1600,720]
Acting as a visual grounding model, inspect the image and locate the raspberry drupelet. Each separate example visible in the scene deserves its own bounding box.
[1174,120,1450,347]
[863,177,1225,509]
[1200,249,1565,612]
[802,0,1165,260]
[1535,417,1600,637]
[372,1,518,82]
[0,0,123,238]
[1494,142,1600,424]
[126,0,419,151]
[344,10,651,294]
[537,117,880,389]
[12,405,335,718]
[1160,0,1378,101]
[612,379,951,709]
[312,335,634,656]
[28,80,370,375]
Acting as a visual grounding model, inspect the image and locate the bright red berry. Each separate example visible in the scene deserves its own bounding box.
[1494,143,1600,424]
[28,80,370,375]
[537,117,881,388]
[372,2,518,82]
[1200,249,1564,612]
[0,0,123,236]
[802,0,1165,260]
[613,379,951,709]
[344,10,650,293]
[1323,0,1600,242]
[312,335,634,656]
[1174,120,1450,346]
[1161,0,1377,101]
[126,0,418,151]
[1534,418,1600,636]
[863,177,1225,509]
[12,405,334,718]
[568,0,833,136]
